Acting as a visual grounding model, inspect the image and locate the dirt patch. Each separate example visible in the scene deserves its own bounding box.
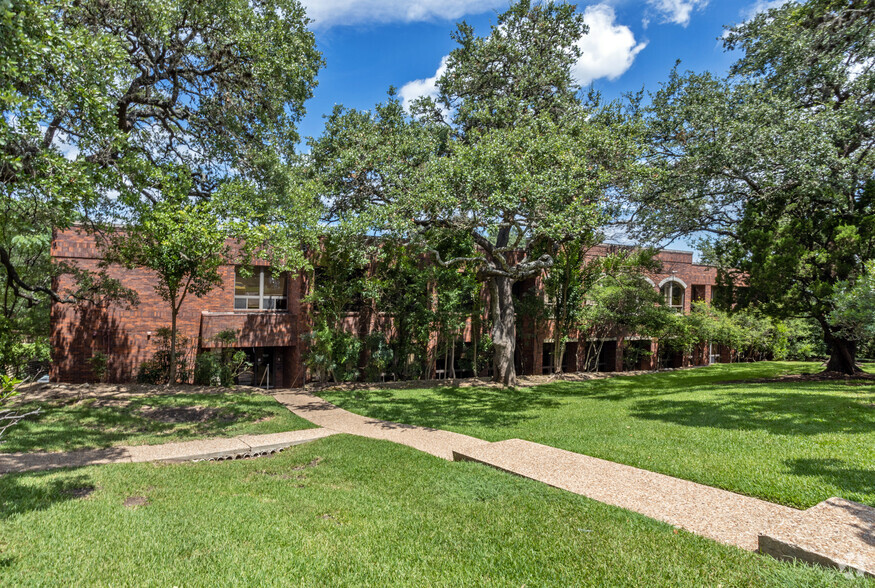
[61,485,96,499]
[291,457,322,471]
[304,367,689,393]
[13,382,268,405]
[139,406,238,424]
[123,496,149,508]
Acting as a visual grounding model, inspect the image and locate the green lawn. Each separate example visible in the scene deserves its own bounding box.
[321,362,875,509]
[2,389,315,453]
[0,435,865,586]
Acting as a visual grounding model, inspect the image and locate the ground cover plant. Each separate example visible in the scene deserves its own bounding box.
[321,362,875,509]
[0,435,865,586]
[1,385,314,453]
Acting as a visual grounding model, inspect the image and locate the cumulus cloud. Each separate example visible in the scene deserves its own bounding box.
[398,55,448,112]
[300,0,503,29]
[574,4,646,86]
[742,0,787,20]
[398,5,645,109]
[646,0,708,27]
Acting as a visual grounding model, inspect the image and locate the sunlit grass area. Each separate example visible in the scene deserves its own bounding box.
[0,435,864,586]
[2,389,315,453]
[322,362,875,509]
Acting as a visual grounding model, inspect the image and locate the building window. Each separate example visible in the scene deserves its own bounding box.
[234,267,288,311]
[661,280,685,311]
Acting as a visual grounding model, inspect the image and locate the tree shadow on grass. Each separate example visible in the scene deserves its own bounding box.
[0,470,96,520]
[2,393,281,454]
[539,363,827,402]
[329,386,562,430]
[629,390,875,436]
[784,458,875,508]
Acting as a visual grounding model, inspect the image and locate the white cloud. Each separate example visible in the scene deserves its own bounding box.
[399,5,645,108]
[300,0,503,29]
[646,0,708,27]
[574,4,646,86]
[398,55,448,112]
[742,0,786,21]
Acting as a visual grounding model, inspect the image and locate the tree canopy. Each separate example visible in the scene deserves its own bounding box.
[312,1,642,385]
[628,0,875,374]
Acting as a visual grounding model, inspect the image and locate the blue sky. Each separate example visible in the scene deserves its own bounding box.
[296,0,783,254]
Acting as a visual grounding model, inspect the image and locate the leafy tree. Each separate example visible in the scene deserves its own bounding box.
[629,0,875,374]
[105,200,228,383]
[312,1,640,385]
[581,271,668,371]
[542,245,661,373]
[1,0,323,356]
[829,261,875,349]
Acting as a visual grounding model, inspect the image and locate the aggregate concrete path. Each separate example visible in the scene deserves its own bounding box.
[279,390,874,576]
[273,390,490,460]
[454,438,800,552]
[0,428,337,474]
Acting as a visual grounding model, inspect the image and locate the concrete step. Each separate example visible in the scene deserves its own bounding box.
[759,497,875,578]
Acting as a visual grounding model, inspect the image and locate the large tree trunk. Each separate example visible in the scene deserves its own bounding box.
[490,276,517,386]
[825,334,862,375]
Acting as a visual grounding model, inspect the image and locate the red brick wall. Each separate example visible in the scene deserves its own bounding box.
[50,228,304,385]
[51,229,732,384]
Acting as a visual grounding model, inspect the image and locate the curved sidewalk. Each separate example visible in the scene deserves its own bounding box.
[273,390,490,460]
[0,428,337,475]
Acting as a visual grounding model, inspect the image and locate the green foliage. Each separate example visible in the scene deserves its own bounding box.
[304,323,362,383]
[106,199,228,383]
[193,350,251,388]
[312,1,642,384]
[1,0,323,357]
[0,373,37,443]
[581,270,668,370]
[193,330,252,388]
[136,328,190,385]
[88,351,108,383]
[829,261,875,344]
[630,0,875,373]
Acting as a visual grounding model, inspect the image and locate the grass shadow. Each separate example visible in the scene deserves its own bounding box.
[629,389,875,436]
[0,470,96,520]
[2,393,282,453]
[329,385,562,429]
[540,363,826,402]
[785,458,875,506]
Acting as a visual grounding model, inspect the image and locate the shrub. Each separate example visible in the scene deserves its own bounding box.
[89,351,109,383]
[193,330,252,388]
[136,328,190,384]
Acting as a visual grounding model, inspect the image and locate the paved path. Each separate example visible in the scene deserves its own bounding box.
[273,390,489,460]
[278,390,874,576]
[0,428,337,475]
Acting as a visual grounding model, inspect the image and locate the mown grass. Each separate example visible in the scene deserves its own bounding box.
[322,362,875,509]
[2,390,315,453]
[0,435,866,586]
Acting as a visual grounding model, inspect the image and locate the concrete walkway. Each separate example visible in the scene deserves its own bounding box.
[0,428,337,475]
[273,390,490,460]
[278,390,874,576]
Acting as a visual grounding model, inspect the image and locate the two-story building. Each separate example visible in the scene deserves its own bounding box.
[50,229,726,385]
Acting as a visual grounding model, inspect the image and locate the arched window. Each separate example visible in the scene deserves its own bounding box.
[661,280,685,311]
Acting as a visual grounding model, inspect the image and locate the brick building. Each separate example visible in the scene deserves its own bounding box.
[50,229,725,385]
